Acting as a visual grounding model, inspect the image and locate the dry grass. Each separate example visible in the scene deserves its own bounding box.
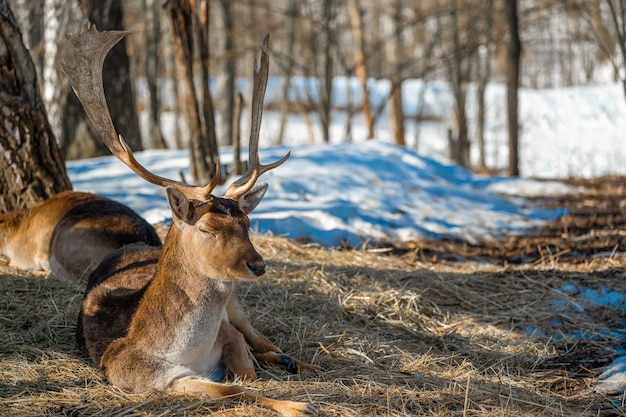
[1,232,625,417]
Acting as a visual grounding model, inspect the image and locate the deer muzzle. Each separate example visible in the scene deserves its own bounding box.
[246,260,266,277]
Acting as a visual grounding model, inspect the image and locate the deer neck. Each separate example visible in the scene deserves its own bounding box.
[157,223,234,298]
[127,225,234,369]
[158,238,234,303]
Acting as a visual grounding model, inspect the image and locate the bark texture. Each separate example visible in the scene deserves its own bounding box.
[0,0,71,212]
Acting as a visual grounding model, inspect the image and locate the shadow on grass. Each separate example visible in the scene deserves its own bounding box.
[0,255,624,416]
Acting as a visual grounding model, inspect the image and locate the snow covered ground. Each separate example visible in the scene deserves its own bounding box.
[68,140,573,248]
[68,78,626,394]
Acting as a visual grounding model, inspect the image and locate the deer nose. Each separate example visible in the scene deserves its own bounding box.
[247,260,266,276]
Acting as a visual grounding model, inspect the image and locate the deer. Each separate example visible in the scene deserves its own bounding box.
[0,190,161,281]
[63,23,319,417]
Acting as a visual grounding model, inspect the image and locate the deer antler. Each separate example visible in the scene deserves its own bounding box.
[62,22,220,200]
[224,34,290,200]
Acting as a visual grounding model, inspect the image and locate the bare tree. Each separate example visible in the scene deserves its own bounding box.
[277,0,298,145]
[295,0,336,144]
[142,0,166,149]
[447,0,471,168]
[590,0,626,102]
[41,0,65,141]
[505,0,521,177]
[476,0,494,171]
[348,0,374,139]
[386,0,406,146]
[62,0,141,159]
[319,0,335,143]
[217,0,235,147]
[12,0,43,78]
[165,0,218,184]
[0,0,71,211]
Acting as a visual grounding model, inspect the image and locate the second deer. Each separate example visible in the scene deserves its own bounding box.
[0,190,161,281]
[64,24,319,417]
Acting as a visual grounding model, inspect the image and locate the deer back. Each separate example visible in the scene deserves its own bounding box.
[77,243,160,362]
[0,191,161,280]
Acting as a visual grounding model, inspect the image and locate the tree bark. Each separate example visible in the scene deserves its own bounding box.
[605,0,626,102]
[0,0,71,212]
[165,0,219,185]
[277,0,297,145]
[389,0,406,146]
[166,0,209,184]
[232,91,243,175]
[41,0,66,142]
[143,0,166,149]
[348,0,374,139]
[319,0,334,143]
[505,0,521,177]
[476,0,494,171]
[217,0,235,147]
[449,1,470,168]
[195,0,219,180]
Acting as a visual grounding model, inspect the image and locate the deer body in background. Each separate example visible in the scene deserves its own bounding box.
[0,190,161,281]
[64,24,318,417]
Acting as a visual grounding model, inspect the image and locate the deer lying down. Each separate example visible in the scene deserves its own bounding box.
[65,24,319,417]
[0,190,161,281]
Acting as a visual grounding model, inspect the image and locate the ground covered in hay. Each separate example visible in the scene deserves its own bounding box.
[1,177,625,416]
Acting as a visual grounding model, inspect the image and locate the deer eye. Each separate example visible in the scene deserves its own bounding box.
[198,226,218,238]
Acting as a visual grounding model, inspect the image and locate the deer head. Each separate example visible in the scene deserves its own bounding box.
[62,22,288,280]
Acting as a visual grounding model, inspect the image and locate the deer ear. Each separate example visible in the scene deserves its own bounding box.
[239,183,268,214]
[166,187,194,224]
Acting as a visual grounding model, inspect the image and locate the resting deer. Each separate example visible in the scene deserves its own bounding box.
[64,24,318,417]
[0,190,161,281]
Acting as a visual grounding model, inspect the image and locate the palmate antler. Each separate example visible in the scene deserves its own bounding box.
[62,22,288,201]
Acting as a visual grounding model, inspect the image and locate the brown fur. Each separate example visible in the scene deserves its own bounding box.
[0,191,161,281]
[78,191,319,416]
[67,25,317,416]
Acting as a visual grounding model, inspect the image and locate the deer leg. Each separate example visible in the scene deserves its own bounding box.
[227,294,321,373]
[252,351,322,374]
[218,319,256,381]
[227,293,280,353]
[170,375,319,417]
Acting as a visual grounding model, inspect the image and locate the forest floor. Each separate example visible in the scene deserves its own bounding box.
[0,176,625,416]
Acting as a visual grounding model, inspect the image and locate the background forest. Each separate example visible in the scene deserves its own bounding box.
[8,0,626,179]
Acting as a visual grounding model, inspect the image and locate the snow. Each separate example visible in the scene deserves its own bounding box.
[68,140,569,248]
[598,357,626,394]
[66,78,626,394]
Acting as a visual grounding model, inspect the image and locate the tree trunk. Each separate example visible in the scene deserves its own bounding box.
[319,0,334,143]
[62,0,141,159]
[13,0,43,82]
[449,2,470,168]
[0,0,71,212]
[505,0,521,177]
[476,0,494,171]
[143,0,166,149]
[195,0,219,179]
[232,91,243,175]
[165,0,219,185]
[162,10,183,149]
[277,0,297,145]
[217,0,235,147]
[389,0,406,147]
[166,0,209,184]
[348,0,374,139]
[605,0,626,105]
